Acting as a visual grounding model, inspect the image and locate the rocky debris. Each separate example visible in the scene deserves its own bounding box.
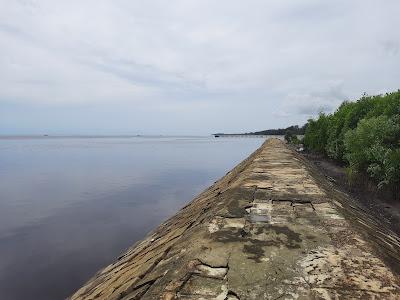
[70,139,400,300]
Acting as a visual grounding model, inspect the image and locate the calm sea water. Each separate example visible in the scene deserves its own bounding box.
[0,136,265,300]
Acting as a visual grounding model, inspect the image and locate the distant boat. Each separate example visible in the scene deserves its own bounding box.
[43,134,49,137]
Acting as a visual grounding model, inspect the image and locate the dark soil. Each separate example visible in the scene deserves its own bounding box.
[301,151,400,236]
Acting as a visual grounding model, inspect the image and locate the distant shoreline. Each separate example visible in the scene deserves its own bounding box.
[213,124,307,137]
[0,135,212,139]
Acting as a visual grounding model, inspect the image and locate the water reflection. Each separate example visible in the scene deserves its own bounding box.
[0,136,264,299]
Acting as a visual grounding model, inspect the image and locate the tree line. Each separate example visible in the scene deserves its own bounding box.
[303,90,400,199]
[247,124,307,135]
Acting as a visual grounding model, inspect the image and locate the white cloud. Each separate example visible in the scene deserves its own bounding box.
[1,0,400,133]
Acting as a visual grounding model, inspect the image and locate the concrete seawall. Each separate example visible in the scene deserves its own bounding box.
[70,139,400,299]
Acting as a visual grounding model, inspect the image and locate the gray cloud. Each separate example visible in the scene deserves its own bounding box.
[1,0,400,134]
[382,40,399,56]
[276,82,348,118]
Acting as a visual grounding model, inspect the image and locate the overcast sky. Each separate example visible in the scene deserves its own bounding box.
[1,0,399,135]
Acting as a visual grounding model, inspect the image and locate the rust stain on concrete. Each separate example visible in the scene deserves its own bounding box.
[70,139,400,299]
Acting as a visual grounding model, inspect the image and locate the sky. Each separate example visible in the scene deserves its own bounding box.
[1,0,399,135]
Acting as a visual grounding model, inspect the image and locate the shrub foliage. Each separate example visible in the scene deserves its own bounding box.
[303,90,400,197]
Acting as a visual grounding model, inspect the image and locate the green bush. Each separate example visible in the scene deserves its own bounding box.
[284,131,300,144]
[303,90,400,198]
[344,115,400,189]
[303,113,330,154]
[325,101,355,161]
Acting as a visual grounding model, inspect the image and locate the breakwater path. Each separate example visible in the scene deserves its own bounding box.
[70,139,400,299]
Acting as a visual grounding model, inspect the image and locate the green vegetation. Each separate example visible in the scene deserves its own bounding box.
[284,131,301,144]
[214,124,307,138]
[247,124,307,136]
[303,90,400,198]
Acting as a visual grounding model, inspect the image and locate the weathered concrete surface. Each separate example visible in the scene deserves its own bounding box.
[70,139,400,299]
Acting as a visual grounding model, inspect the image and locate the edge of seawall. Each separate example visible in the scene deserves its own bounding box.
[69,138,272,299]
[70,138,400,300]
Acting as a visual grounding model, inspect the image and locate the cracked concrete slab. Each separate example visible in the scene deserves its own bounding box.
[70,139,400,300]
